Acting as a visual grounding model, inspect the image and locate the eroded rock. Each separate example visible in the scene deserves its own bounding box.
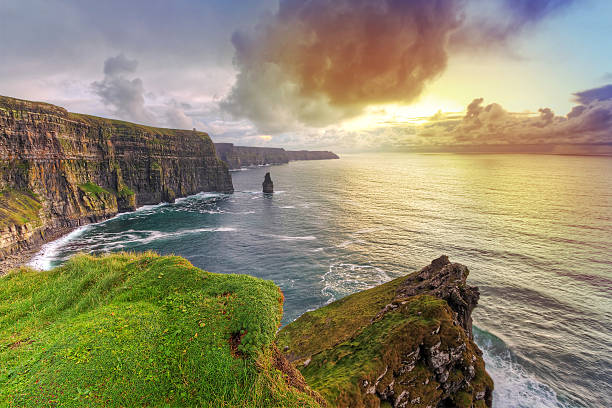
[277,256,494,408]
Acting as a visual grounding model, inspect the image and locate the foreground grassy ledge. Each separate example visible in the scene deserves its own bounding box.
[0,253,323,407]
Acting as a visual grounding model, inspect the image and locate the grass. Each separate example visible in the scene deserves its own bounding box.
[277,273,410,361]
[0,189,42,230]
[78,182,110,196]
[0,253,322,407]
[278,271,493,408]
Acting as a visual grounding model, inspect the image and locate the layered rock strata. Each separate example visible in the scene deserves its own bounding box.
[214,143,339,169]
[277,256,493,408]
[0,95,233,271]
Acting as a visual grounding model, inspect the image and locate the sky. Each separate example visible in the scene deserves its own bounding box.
[1,0,611,153]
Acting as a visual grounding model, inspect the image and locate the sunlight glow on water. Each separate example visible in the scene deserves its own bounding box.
[30,153,612,408]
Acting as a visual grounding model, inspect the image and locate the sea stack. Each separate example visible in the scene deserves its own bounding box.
[263,172,274,194]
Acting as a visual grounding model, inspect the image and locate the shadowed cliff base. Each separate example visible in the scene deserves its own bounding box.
[214,143,339,169]
[0,95,233,274]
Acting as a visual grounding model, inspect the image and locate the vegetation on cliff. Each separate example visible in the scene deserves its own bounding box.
[0,253,322,407]
[0,190,42,230]
[277,256,493,408]
[0,95,233,268]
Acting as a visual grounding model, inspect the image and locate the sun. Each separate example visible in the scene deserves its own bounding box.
[340,97,464,131]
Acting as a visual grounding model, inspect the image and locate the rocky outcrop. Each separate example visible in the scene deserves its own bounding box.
[214,143,339,169]
[277,256,493,408]
[0,95,233,270]
[263,172,274,194]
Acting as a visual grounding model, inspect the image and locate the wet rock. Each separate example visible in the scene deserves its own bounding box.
[263,172,274,194]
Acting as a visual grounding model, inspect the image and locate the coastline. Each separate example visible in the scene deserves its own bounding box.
[0,225,78,275]
[0,191,227,276]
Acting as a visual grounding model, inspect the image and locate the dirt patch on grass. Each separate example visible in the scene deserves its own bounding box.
[8,338,33,349]
[272,344,327,407]
[229,330,247,358]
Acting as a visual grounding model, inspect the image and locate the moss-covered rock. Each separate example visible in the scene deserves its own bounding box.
[277,256,493,408]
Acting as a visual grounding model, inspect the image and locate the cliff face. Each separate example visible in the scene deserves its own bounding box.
[277,256,493,408]
[0,95,233,266]
[286,150,339,161]
[214,143,339,169]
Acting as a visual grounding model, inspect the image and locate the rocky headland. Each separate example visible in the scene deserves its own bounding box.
[278,255,494,407]
[214,142,339,169]
[0,95,233,273]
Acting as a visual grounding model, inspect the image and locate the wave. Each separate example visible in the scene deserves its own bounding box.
[474,327,569,408]
[321,263,390,304]
[27,190,232,270]
[266,234,317,241]
[28,224,93,270]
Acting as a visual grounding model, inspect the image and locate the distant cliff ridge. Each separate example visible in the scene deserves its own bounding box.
[0,95,233,271]
[214,143,339,169]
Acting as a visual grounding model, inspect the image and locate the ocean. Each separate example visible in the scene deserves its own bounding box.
[29,153,612,408]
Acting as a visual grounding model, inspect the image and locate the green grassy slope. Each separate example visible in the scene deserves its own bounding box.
[277,270,493,408]
[0,189,43,230]
[0,253,322,407]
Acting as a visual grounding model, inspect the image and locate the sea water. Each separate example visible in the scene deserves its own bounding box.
[29,153,612,408]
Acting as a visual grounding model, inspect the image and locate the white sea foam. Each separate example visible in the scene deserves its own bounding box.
[321,263,390,304]
[477,335,567,408]
[28,224,93,270]
[27,191,230,270]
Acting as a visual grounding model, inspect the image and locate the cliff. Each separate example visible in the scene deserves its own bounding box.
[0,95,233,271]
[0,252,324,407]
[277,256,494,408]
[0,252,493,407]
[214,143,339,169]
[286,150,340,161]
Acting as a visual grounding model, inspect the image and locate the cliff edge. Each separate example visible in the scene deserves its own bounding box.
[0,95,233,272]
[0,253,323,407]
[277,256,494,408]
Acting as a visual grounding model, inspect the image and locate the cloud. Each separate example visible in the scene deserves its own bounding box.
[450,0,576,51]
[420,91,612,148]
[222,0,578,134]
[103,53,139,76]
[92,54,153,124]
[92,54,195,129]
[573,84,612,105]
[222,0,465,132]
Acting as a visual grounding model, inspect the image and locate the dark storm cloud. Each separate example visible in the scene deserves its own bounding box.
[222,0,465,132]
[223,0,579,133]
[573,84,612,104]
